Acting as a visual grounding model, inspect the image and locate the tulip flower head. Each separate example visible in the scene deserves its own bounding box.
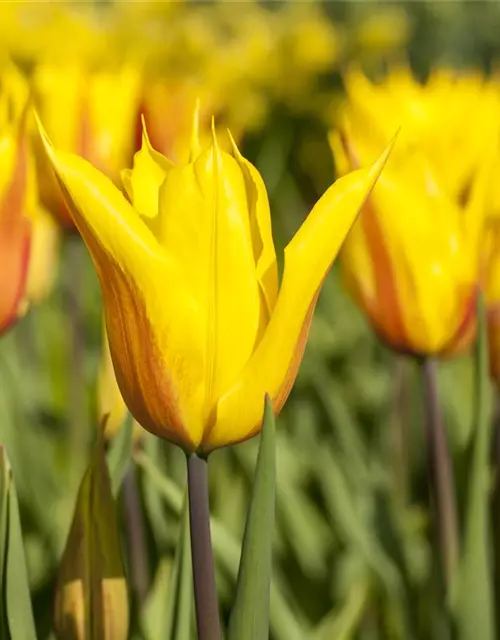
[339,66,493,203]
[38,110,392,453]
[330,128,485,357]
[33,64,141,228]
[0,65,58,336]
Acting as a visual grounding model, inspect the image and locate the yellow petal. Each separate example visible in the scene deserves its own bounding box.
[37,122,207,451]
[229,131,278,316]
[157,133,263,423]
[32,65,83,153]
[201,142,393,452]
[121,121,173,220]
[86,66,142,178]
[0,132,30,333]
[25,205,59,303]
[344,159,475,354]
[98,328,128,438]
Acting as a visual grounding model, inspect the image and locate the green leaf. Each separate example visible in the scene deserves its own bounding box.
[227,395,276,640]
[455,294,495,640]
[310,579,370,640]
[0,447,9,638]
[164,497,193,640]
[141,496,192,640]
[54,436,129,640]
[0,446,37,640]
[107,412,134,498]
[135,449,306,640]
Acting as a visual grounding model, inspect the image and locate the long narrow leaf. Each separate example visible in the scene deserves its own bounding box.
[0,447,10,638]
[164,497,193,640]
[227,396,276,640]
[107,412,134,498]
[2,448,37,640]
[136,449,305,640]
[455,294,495,639]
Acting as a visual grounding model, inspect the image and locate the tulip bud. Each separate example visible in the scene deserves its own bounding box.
[54,438,129,640]
[0,65,57,335]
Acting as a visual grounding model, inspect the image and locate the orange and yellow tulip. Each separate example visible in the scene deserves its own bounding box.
[33,64,141,229]
[38,112,391,453]
[338,66,495,203]
[0,65,58,336]
[485,222,500,380]
[330,129,487,357]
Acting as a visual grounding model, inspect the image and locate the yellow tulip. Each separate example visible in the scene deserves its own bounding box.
[338,66,494,203]
[98,326,144,442]
[141,81,224,164]
[38,113,391,453]
[0,65,58,335]
[331,131,487,356]
[484,222,500,380]
[33,64,141,229]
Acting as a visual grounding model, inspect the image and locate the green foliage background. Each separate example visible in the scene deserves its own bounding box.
[1,1,500,638]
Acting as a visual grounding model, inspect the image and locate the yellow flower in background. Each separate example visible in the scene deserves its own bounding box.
[330,131,489,357]
[338,66,494,202]
[98,326,144,442]
[353,7,412,55]
[484,222,500,380]
[98,327,128,439]
[33,64,141,228]
[38,110,392,453]
[141,81,224,164]
[0,65,58,336]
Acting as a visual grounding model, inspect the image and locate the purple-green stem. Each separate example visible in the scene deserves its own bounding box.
[422,357,459,592]
[123,461,150,606]
[187,453,221,640]
[66,236,88,475]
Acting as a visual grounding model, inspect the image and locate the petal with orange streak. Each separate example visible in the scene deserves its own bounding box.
[0,130,31,335]
[201,142,393,453]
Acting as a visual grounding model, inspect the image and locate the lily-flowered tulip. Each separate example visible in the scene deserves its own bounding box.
[38,114,391,453]
[485,221,500,380]
[0,65,58,336]
[330,130,487,357]
[339,66,494,203]
[33,64,141,228]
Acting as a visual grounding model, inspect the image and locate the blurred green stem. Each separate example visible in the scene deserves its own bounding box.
[123,460,150,607]
[65,236,87,471]
[492,394,500,635]
[390,356,410,509]
[456,293,494,640]
[421,357,459,593]
[187,453,221,640]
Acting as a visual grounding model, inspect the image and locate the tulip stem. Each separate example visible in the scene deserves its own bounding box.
[122,461,150,606]
[187,453,221,640]
[65,236,88,478]
[421,357,459,594]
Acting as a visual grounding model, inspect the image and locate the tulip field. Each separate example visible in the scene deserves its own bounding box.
[2,2,500,639]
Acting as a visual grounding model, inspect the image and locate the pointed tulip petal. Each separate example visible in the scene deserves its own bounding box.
[121,121,173,220]
[229,132,278,316]
[0,130,31,335]
[158,136,264,422]
[347,163,475,354]
[38,123,207,450]
[202,142,393,452]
